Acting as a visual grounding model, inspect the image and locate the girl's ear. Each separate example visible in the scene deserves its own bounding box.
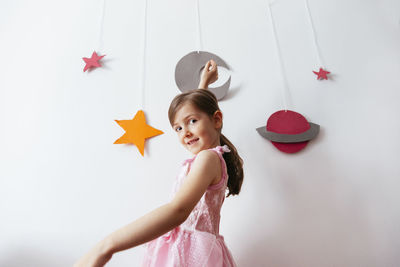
[213,110,223,129]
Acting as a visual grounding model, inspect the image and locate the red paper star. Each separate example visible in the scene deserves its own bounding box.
[313,68,330,80]
[82,51,105,72]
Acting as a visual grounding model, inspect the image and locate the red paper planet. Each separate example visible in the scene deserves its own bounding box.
[256,110,320,153]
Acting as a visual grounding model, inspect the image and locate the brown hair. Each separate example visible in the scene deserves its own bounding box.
[168,89,243,197]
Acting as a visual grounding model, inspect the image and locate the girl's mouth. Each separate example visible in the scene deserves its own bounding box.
[187,138,199,145]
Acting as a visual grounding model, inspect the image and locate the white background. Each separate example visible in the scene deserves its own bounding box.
[1,0,400,266]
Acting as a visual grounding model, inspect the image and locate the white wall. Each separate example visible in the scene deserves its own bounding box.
[1,0,400,266]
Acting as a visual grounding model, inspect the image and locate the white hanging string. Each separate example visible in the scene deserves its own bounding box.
[304,0,324,68]
[195,0,203,53]
[96,0,106,52]
[267,1,289,112]
[139,0,148,110]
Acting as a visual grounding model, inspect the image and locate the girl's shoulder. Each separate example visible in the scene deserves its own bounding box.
[193,149,221,168]
[184,149,221,175]
[183,145,229,171]
[190,150,223,187]
[191,145,229,167]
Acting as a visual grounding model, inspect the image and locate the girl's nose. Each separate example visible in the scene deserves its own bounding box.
[184,128,192,137]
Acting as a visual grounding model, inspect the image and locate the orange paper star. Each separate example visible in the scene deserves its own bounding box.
[114,110,163,156]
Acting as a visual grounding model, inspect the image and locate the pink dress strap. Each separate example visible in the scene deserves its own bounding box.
[180,145,230,190]
[207,145,230,191]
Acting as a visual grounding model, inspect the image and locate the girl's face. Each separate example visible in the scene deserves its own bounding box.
[172,103,222,155]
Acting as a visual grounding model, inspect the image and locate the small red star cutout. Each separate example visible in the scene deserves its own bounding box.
[82,51,105,72]
[313,67,330,80]
[114,110,163,156]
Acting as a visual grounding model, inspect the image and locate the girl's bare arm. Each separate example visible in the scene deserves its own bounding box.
[198,59,218,89]
[74,150,220,267]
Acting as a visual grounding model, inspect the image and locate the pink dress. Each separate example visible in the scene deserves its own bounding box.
[142,145,237,267]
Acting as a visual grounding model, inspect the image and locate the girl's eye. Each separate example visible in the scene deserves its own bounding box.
[189,119,197,124]
[175,126,182,132]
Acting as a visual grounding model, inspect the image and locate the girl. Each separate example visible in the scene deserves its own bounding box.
[74,60,244,267]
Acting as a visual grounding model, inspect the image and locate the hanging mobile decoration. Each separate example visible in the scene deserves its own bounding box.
[114,110,163,156]
[312,67,330,80]
[82,0,106,72]
[174,0,231,100]
[114,0,163,156]
[305,0,331,80]
[83,52,105,72]
[256,0,320,154]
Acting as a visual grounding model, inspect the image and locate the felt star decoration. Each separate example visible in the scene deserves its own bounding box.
[114,110,163,156]
[82,51,105,72]
[313,67,330,80]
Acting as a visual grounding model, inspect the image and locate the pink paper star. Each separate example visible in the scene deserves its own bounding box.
[313,68,330,80]
[82,51,105,72]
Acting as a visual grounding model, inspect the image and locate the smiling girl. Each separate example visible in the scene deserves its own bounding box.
[74,60,244,267]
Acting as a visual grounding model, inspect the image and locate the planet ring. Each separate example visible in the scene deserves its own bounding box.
[256,122,320,143]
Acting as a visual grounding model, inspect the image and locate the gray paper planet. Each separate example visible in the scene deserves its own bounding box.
[175,51,231,100]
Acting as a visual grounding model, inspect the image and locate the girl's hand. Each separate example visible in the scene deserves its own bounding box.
[73,240,113,267]
[198,59,218,89]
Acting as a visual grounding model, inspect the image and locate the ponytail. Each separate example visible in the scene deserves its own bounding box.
[220,134,243,197]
